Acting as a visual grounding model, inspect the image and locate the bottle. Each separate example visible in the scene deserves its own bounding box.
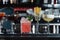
[10,0,17,4]
[57,0,60,4]
[51,0,54,4]
[0,0,2,4]
[10,0,13,4]
[6,0,8,4]
[44,0,48,4]
[3,0,8,4]
[21,0,28,3]
[31,0,34,3]
[48,0,52,4]
[3,0,5,4]
[54,0,56,4]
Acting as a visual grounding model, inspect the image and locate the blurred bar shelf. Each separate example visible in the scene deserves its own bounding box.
[0,3,35,8]
[43,4,60,8]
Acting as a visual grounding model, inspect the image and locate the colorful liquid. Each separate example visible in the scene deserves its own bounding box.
[42,14,54,22]
[21,23,31,33]
[34,7,41,15]
[21,17,31,33]
[0,12,5,20]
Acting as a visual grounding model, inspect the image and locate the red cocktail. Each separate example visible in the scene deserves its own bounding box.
[21,17,31,34]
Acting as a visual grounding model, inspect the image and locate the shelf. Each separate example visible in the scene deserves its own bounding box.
[0,3,35,8]
[43,4,53,8]
[43,4,60,8]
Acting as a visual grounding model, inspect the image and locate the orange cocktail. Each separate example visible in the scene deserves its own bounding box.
[0,12,5,20]
[34,7,41,16]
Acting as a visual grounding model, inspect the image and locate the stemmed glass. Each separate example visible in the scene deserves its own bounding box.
[27,7,42,34]
[42,9,54,34]
[34,6,42,33]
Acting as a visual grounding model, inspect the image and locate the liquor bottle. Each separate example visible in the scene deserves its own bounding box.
[44,0,48,4]
[3,0,6,4]
[10,0,13,4]
[34,0,43,6]
[31,0,34,3]
[0,0,2,4]
[3,0,8,4]
[10,0,17,4]
[20,0,33,3]
[49,0,57,4]
[44,0,52,4]
[57,0,60,4]
[48,0,52,4]
[54,0,56,4]
[21,0,29,3]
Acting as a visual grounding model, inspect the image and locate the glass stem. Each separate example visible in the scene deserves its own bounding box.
[48,22,50,34]
[0,21,2,34]
[36,19,39,34]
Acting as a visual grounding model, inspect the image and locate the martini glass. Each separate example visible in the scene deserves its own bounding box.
[34,6,41,33]
[26,7,42,34]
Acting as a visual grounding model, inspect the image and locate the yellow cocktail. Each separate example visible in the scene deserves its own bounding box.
[34,7,41,21]
[34,6,41,16]
[42,14,54,33]
[42,14,54,22]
